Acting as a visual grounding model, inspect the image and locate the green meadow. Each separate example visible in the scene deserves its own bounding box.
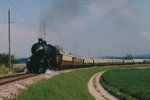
[101,68,150,100]
[17,64,150,100]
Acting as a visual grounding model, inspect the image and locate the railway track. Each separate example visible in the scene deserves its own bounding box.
[0,72,37,85]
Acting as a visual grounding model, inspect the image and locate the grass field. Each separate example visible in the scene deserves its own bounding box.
[17,64,150,100]
[13,64,26,68]
[101,68,150,100]
[12,64,26,73]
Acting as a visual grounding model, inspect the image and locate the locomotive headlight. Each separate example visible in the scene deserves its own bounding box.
[41,58,44,63]
[27,58,31,62]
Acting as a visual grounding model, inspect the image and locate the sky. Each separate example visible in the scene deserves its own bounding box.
[0,0,150,58]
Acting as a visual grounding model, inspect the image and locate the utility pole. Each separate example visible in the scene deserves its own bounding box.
[43,21,46,41]
[8,10,11,71]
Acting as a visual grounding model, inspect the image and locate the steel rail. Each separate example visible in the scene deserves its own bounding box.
[0,73,37,85]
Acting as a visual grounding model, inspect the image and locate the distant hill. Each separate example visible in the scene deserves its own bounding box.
[95,54,150,59]
[16,58,27,63]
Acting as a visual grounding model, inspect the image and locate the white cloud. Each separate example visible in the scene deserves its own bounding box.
[87,0,135,17]
[114,5,136,17]
[139,32,150,38]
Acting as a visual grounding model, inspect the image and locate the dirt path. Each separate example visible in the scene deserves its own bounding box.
[88,71,118,100]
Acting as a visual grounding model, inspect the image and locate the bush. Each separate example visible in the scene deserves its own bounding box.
[125,53,133,59]
[0,53,17,67]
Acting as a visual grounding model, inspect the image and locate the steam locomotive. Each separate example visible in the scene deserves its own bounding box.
[27,38,150,73]
[27,38,60,73]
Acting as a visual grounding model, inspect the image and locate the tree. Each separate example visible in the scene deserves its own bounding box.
[0,53,17,67]
[125,53,133,59]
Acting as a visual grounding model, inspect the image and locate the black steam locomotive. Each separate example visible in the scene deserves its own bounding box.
[27,38,60,73]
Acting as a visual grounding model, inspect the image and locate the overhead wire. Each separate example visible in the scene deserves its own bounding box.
[7,0,28,19]
[16,0,34,18]
[7,0,37,27]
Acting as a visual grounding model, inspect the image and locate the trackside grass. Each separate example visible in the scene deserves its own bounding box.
[0,67,8,75]
[17,64,150,100]
[101,68,150,100]
[0,64,25,75]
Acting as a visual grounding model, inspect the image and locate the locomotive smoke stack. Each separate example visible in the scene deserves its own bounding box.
[38,38,43,43]
[38,38,46,44]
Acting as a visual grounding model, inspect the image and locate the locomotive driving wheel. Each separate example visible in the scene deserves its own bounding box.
[38,67,43,73]
[38,67,47,73]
